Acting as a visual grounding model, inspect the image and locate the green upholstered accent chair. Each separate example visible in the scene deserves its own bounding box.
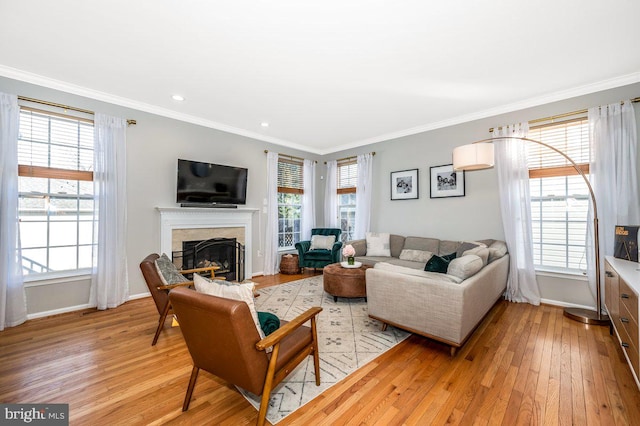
[295,228,343,270]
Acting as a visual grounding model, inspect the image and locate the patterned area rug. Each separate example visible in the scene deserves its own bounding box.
[238,275,410,424]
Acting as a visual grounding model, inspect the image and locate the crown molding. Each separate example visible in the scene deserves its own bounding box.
[2,65,638,156]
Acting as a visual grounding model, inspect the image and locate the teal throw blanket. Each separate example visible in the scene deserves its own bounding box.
[257,311,280,336]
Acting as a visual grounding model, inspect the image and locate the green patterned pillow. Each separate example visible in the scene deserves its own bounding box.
[154,253,189,285]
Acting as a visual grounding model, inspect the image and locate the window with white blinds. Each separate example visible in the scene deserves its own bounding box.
[277,156,303,248]
[17,107,96,276]
[337,158,357,242]
[527,118,590,272]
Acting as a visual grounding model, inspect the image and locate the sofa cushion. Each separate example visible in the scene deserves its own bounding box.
[439,240,461,256]
[373,262,463,284]
[310,234,336,250]
[399,249,434,263]
[389,234,406,258]
[424,252,457,273]
[456,241,481,257]
[366,232,391,256]
[350,239,367,256]
[488,240,508,263]
[447,254,484,280]
[462,246,489,266]
[303,249,332,260]
[404,236,440,254]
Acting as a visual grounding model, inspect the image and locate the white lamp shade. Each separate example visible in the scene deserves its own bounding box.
[452,143,494,171]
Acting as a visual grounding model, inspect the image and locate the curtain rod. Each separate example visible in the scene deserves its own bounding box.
[18,96,137,126]
[488,96,640,133]
[263,150,317,163]
[323,152,376,164]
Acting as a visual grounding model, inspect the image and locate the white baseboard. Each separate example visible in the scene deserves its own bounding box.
[540,298,596,310]
[26,292,152,320]
[27,303,95,320]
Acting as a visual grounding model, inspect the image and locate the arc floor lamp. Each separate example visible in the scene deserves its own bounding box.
[453,137,610,326]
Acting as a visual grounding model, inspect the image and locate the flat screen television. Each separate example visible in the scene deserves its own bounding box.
[176,159,248,206]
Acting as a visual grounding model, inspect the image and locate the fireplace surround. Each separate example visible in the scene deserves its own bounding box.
[157,207,258,280]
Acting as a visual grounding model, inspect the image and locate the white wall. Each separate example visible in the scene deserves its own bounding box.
[2,75,639,317]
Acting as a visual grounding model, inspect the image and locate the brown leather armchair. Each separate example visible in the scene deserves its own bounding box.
[169,286,322,426]
[139,253,219,345]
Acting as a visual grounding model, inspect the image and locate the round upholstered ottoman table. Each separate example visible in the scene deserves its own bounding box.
[323,262,372,302]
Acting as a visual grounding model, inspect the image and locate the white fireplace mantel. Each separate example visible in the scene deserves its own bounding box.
[156,207,259,279]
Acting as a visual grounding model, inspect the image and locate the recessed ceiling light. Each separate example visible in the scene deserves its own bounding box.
[172,94,185,101]
[261,122,269,127]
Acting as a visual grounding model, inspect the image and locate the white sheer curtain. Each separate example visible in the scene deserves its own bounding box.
[493,123,540,305]
[354,153,373,240]
[0,92,27,330]
[263,152,279,275]
[90,113,129,310]
[324,160,338,228]
[301,159,316,240]
[587,100,639,307]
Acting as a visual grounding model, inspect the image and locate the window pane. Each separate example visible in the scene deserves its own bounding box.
[49,246,78,271]
[277,192,302,248]
[19,221,47,248]
[49,221,78,246]
[21,248,48,274]
[78,245,93,269]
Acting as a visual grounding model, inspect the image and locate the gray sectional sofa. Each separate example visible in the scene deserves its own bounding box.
[347,234,509,355]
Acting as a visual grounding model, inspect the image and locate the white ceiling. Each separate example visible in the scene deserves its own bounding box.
[1,1,639,154]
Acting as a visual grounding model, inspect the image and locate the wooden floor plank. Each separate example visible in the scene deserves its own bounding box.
[0,272,639,425]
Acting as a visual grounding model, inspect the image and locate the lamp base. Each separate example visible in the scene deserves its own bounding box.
[563,307,610,326]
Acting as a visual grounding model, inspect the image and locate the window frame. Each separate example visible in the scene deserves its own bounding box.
[17,105,96,280]
[527,117,590,274]
[276,156,304,250]
[337,158,357,242]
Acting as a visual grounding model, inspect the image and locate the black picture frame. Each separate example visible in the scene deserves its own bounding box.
[390,169,419,200]
[430,164,465,198]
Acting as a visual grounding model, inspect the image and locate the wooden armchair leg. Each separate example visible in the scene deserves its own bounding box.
[257,345,280,426]
[182,366,200,411]
[311,317,321,386]
[152,302,171,346]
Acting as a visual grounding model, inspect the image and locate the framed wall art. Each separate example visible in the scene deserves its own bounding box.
[430,164,465,198]
[390,169,419,200]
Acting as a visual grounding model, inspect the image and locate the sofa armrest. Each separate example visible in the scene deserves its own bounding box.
[366,268,465,343]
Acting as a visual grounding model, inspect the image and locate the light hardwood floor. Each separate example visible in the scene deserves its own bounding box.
[1,270,639,425]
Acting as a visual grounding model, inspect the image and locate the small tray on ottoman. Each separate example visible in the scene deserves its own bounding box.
[280,254,301,274]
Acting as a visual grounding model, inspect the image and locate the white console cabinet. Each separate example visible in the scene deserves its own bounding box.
[605,256,640,388]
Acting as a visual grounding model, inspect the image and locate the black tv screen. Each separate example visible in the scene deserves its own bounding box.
[176,159,248,205]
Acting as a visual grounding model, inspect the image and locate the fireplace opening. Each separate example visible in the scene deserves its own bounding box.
[173,237,245,282]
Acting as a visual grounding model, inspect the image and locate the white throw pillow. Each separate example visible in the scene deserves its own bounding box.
[462,246,489,266]
[447,255,483,280]
[488,240,508,263]
[193,274,265,339]
[309,235,336,250]
[366,232,391,256]
[399,249,433,263]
